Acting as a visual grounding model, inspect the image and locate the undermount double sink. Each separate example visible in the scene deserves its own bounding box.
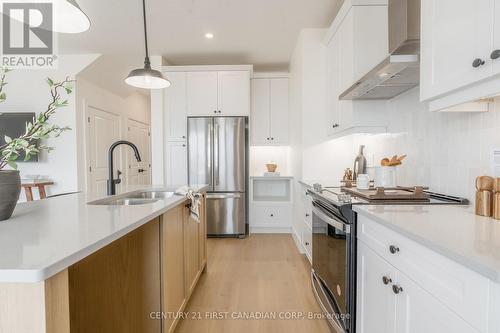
[89,191,176,206]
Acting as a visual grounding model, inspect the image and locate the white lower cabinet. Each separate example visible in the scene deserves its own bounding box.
[357,242,396,333]
[358,242,479,333]
[394,271,479,333]
[165,141,187,188]
[357,218,488,333]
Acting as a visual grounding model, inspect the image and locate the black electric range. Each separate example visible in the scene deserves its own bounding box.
[307,185,469,333]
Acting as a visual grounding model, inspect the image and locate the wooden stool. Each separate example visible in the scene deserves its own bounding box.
[21,181,54,201]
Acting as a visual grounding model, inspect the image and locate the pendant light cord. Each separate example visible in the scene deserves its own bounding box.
[142,0,151,68]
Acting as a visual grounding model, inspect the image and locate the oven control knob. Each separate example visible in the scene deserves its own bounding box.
[389,245,400,254]
[382,276,392,285]
[392,285,403,294]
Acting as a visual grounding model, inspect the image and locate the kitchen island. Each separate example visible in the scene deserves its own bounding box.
[0,185,208,333]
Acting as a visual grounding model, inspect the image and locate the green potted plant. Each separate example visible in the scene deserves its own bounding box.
[0,68,74,221]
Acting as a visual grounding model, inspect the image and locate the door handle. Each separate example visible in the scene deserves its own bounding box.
[472,58,486,68]
[138,168,145,173]
[214,122,220,186]
[206,193,241,199]
[491,50,500,60]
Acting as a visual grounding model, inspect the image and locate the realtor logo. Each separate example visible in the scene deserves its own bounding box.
[1,1,57,68]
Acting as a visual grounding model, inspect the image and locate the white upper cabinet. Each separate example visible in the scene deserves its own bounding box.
[420,0,500,111]
[269,78,289,144]
[186,72,218,116]
[250,79,271,145]
[494,2,500,75]
[325,0,389,137]
[164,71,187,141]
[218,71,250,116]
[187,70,250,116]
[420,0,495,101]
[250,77,289,145]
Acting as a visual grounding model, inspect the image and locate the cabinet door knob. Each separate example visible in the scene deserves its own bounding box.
[389,245,400,254]
[267,138,270,140]
[472,58,486,68]
[305,242,310,246]
[270,214,274,217]
[332,123,339,128]
[271,137,274,140]
[382,276,392,285]
[305,213,310,217]
[182,135,186,139]
[491,50,500,60]
[392,285,403,294]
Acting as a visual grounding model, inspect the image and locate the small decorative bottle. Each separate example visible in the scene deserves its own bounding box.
[493,178,500,220]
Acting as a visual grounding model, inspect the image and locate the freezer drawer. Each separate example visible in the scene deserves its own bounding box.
[206,192,246,236]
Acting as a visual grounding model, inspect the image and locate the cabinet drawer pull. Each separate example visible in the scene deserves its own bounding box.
[332,123,339,128]
[305,242,310,246]
[472,58,486,68]
[389,245,400,254]
[382,276,392,285]
[491,50,500,60]
[392,285,403,294]
[305,213,310,217]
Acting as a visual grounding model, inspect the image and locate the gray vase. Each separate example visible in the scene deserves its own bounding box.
[0,170,21,221]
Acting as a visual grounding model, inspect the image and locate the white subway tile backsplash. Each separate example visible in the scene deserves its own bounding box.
[302,87,500,201]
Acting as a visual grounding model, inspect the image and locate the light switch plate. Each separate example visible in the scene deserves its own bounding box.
[492,148,500,177]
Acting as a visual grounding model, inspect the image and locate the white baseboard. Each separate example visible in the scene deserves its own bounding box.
[250,226,291,234]
[292,225,304,254]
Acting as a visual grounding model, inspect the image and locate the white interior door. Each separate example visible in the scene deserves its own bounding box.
[127,119,151,186]
[86,106,121,195]
[217,71,250,116]
[250,79,270,145]
[186,71,218,116]
[269,78,289,144]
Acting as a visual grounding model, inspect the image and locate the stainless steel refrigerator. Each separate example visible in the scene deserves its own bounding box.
[187,117,248,237]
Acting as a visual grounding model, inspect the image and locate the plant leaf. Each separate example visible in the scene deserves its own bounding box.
[46,78,54,86]
[4,135,11,143]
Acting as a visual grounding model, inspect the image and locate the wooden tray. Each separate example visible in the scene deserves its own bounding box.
[341,186,430,201]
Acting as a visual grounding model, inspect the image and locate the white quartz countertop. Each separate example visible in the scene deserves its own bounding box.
[299,179,342,189]
[0,185,208,283]
[354,204,500,282]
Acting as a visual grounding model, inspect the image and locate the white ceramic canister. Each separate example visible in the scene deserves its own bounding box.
[374,167,397,188]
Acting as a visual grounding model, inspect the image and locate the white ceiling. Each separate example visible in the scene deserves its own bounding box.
[69,0,343,96]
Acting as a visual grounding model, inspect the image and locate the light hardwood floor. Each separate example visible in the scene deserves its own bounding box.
[175,234,331,333]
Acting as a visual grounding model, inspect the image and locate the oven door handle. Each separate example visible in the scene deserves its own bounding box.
[313,206,351,234]
[311,272,346,333]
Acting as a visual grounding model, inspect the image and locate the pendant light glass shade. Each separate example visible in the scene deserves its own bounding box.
[125,0,171,90]
[53,0,91,33]
[125,60,171,89]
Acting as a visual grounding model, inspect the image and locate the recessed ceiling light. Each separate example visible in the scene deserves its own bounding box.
[205,33,214,39]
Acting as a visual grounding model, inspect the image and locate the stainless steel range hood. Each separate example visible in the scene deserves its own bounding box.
[340,0,421,100]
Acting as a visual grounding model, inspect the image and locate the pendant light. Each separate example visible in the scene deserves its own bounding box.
[53,0,91,33]
[0,0,91,34]
[125,0,171,89]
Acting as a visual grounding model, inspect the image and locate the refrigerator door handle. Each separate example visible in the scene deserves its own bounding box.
[208,120,213,189]
[214,122,220,186]
[206,193,242,200]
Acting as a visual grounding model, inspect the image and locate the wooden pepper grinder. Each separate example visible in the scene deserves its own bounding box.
[493,178,500,220]
[476,176,494,217]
